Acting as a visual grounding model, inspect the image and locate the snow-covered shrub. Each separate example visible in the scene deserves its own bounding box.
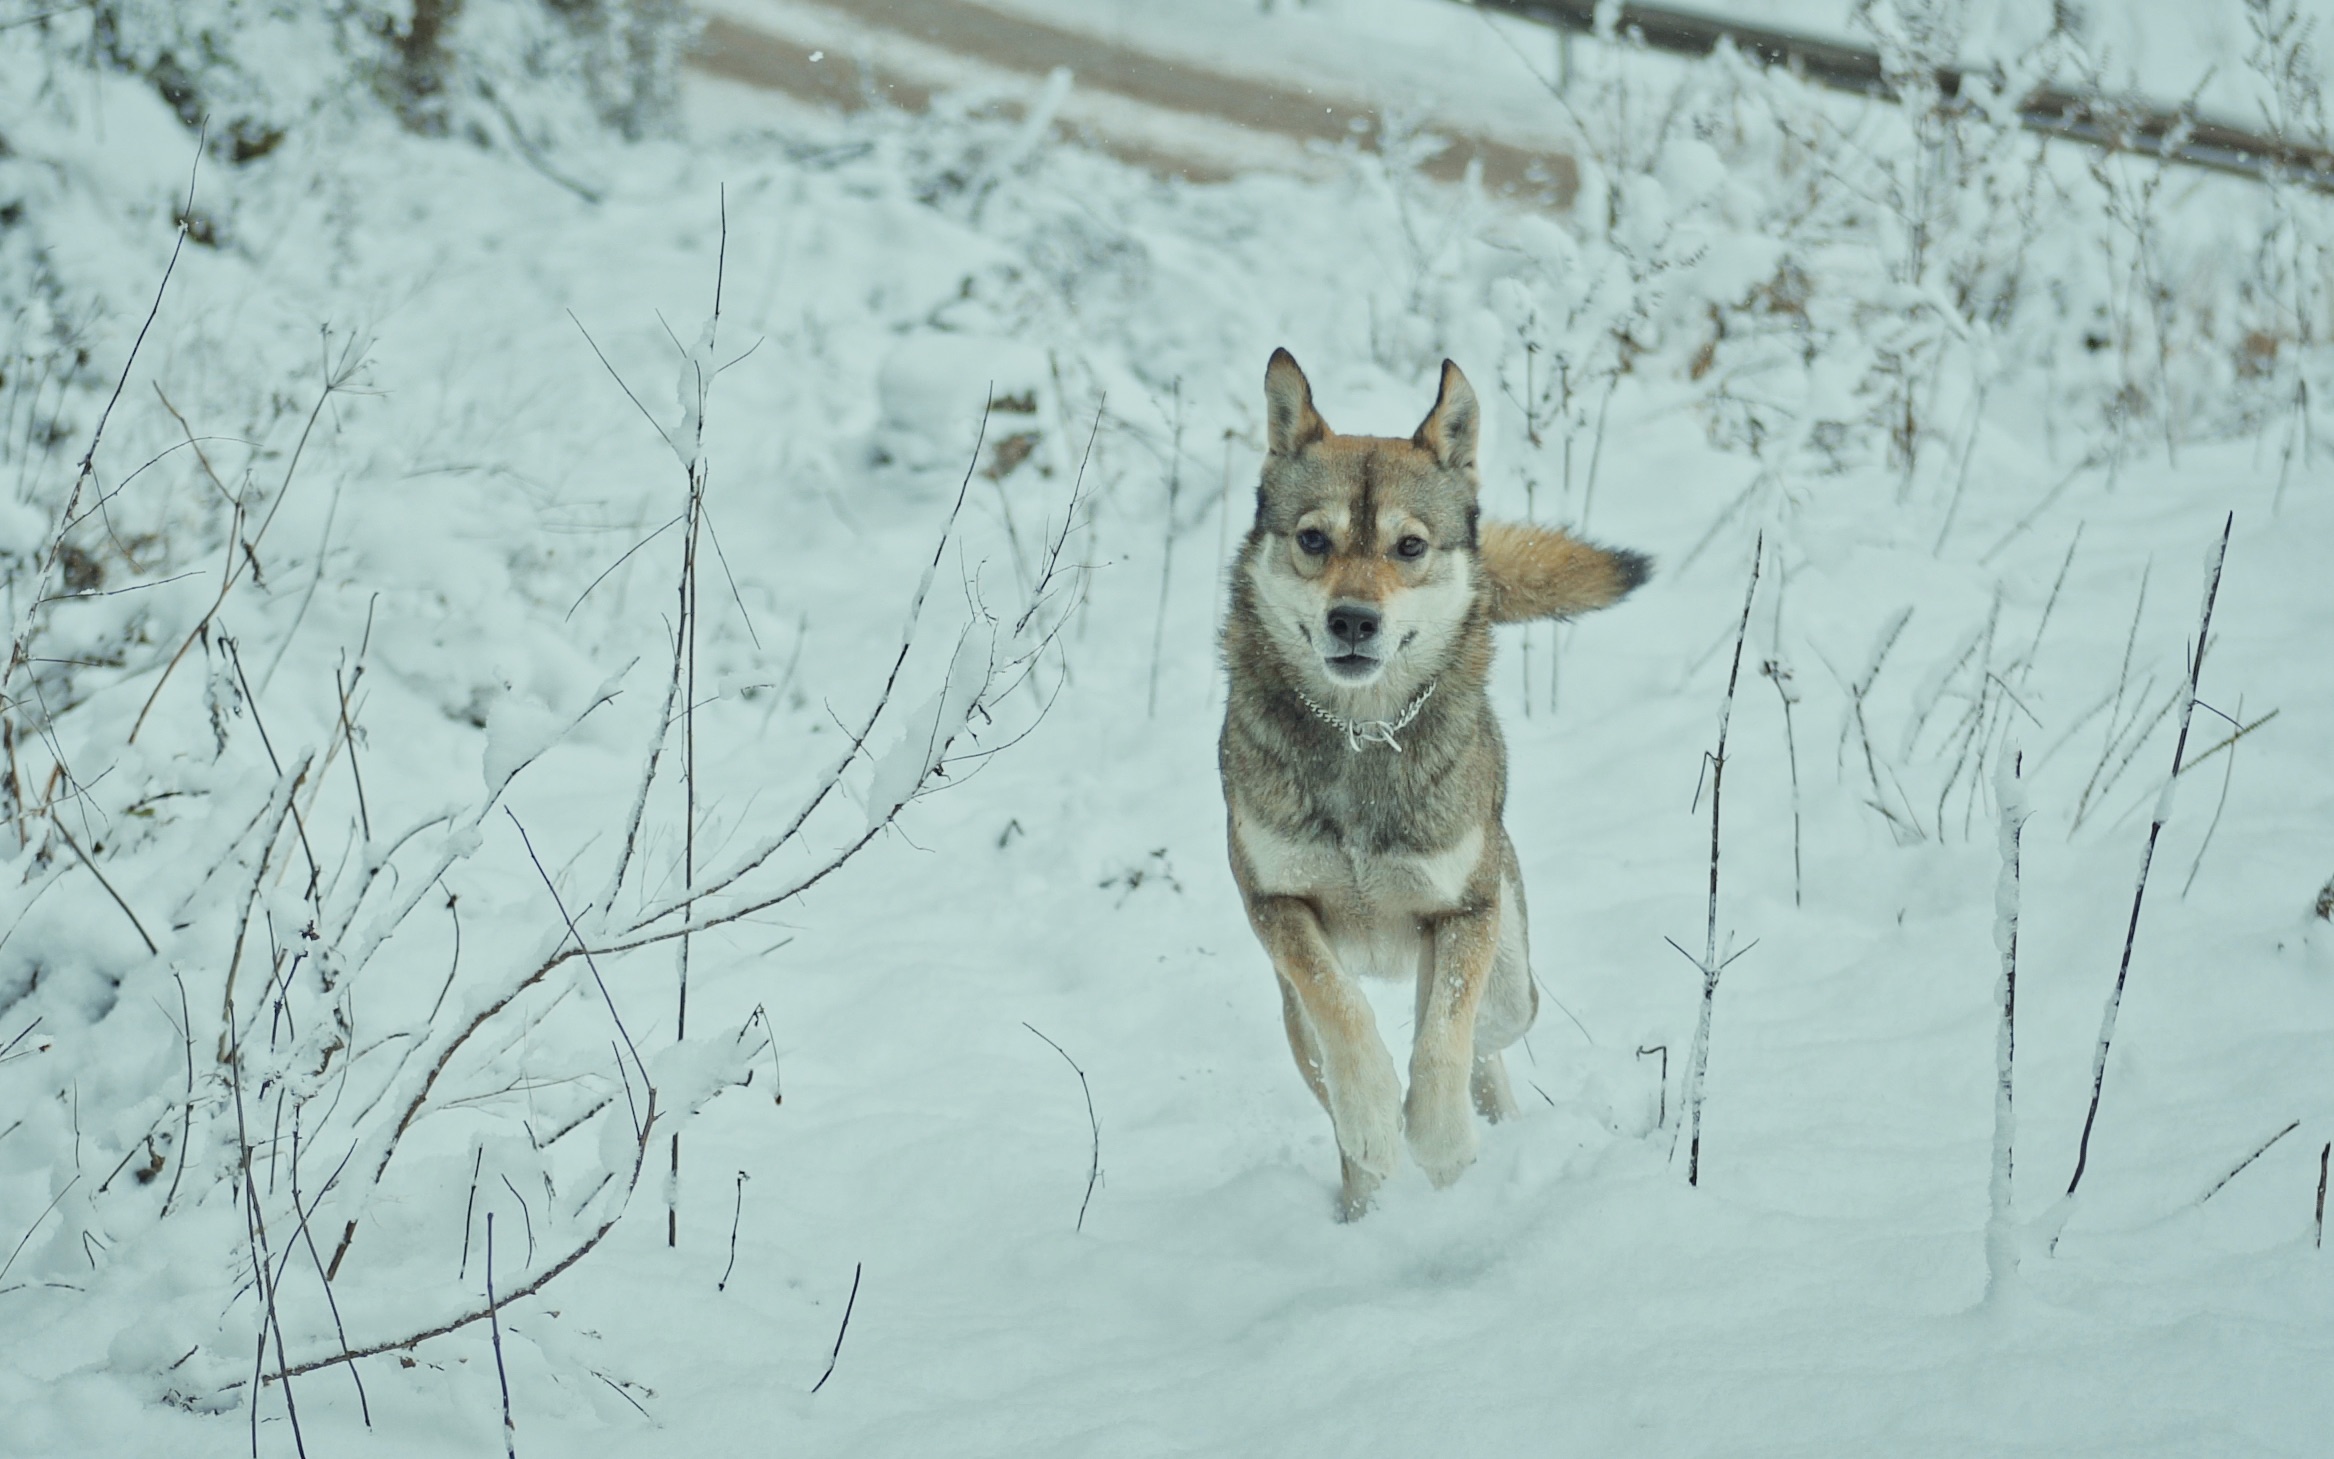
[0,0,1092,1426]
[58,1,696,157]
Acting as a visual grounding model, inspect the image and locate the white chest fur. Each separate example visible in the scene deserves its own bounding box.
[1233,812,1484,980]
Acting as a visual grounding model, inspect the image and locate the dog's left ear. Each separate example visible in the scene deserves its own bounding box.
[1412,360,1479,477]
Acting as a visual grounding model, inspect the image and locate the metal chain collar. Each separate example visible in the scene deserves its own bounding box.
[1293,679,1437,753]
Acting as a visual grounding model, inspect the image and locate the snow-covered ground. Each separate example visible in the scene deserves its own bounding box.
[4,2,2333,1455]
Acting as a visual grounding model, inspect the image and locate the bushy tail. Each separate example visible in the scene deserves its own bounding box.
[1477,522,1652,624]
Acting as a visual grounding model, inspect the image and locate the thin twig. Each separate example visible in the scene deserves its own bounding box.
[2071,565,2152,832]
[477,78,602,204]
[2197,1118,2299,1205]
[620,396,998,937]
[671,211,716,1248]
[2175,708,2277,778]
[287,1119,370,1427]
[810,1262,863,1394]
[0,4,99,35]
[2014,526,2082,688]
[128,339,358,744]
[1146,380,1184,718]
[216,763,304,1057]
[1023,1023,1101,1232]
[2067,513,2231,1201]
[266,1086,660,1383]
[1684,533,1762,1188]
[693,498,763,651]
[718,1172,747,1292]
[426,887,463,1025]
[1760,659,1802,906]
[595,1372,651,1419]
[564,512,684,622]
[487,1212,516,1459]
[334,742,628,1275]
[160,974,196,1214]
[4,126,199,708]
[333,663,372,843]
[459,1146,485,1280]
[1986,747,2026,1302]
[499,1175,535,1265]
[150,383,239,506]
[2179,698,2261,900]
[1636,1045,1668,1128]
[1832,607,1917,838]
[261,345,369,691]
[566,312,675,457]
[48,819,157,955]
[219,633,320,899]
[0,1174,78,1288]
[35,568,202,607]
[507,810,650,1106]
[2316,1142,2328,1250]
[227,1016,307,1459]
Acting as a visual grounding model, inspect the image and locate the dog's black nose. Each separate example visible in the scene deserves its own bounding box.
[1325,603,1381,647]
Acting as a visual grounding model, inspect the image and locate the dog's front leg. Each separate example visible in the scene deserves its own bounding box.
[1408,901,1499,1187]
[1248,896,1404,1216]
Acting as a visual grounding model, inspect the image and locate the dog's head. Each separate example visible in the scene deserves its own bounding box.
[1244,349,1481,701]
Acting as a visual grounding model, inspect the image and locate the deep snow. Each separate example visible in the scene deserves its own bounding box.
[3,2,2333,1456]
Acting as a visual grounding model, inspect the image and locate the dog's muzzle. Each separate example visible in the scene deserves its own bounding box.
[1323,602,1384,680]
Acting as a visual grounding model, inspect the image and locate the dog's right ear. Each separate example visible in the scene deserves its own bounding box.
[1264,348,1330,457]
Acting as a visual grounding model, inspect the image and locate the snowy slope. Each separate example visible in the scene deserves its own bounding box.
[4,3,2334,1457]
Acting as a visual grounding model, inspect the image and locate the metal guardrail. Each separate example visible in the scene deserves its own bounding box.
[1477,0,2334,191]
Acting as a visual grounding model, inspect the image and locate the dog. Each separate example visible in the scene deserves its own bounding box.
[1218,348,1650,1218]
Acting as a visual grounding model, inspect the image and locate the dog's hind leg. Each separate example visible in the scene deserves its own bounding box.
[1471,1054,1518,1122]
[1250,897,1404,1219]
[1470,851,1535,1123]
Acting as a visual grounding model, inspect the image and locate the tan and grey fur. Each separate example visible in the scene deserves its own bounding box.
[1219,348,1649,1218]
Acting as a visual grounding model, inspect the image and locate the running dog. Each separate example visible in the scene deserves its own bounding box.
[1219,348,1649,1218]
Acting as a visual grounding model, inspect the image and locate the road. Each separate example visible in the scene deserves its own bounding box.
[688,0,1580,202]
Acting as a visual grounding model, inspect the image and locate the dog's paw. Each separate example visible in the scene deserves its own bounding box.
[1337,1156,1383,1222]
[1404,1082,1479,1189]
[1328,1055,1405,1185]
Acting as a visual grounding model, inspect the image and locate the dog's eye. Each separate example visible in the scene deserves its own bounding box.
[1395,535,1428,560]
[1296,528,1332,555]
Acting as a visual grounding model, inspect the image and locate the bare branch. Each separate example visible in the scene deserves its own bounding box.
[2067,513,2232,1202]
